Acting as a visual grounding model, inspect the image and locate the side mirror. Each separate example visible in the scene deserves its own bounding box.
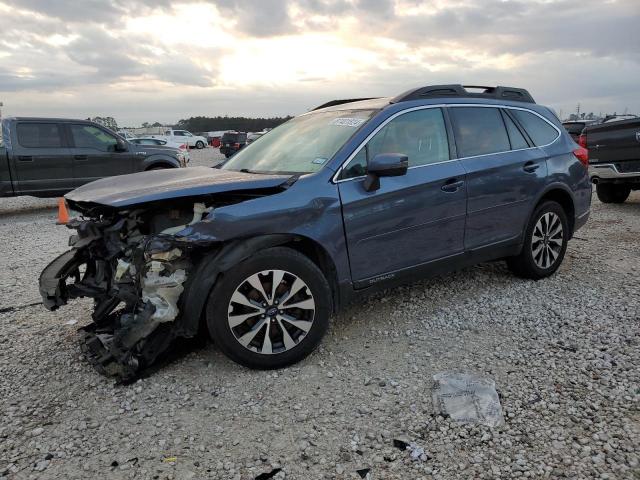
[363,153,408,192]
[115,138,128,152]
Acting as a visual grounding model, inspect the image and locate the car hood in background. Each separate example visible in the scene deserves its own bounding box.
[65,166,292,208]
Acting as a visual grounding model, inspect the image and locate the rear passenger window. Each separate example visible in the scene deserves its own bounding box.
[511,110,559,146]
[17,123,63,148]
[449,107,510,157]
[502,111,529,150]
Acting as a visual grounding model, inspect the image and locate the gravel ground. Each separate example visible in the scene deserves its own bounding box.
[1,165,638,479]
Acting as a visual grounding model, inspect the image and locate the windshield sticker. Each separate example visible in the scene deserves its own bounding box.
[312,157,327,165]
[330,117,366,128]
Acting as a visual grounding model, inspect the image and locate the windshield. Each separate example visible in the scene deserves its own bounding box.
[221,109,375,174]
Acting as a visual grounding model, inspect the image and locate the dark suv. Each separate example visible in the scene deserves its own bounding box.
[40,84,591,380]
[219,131,248,158]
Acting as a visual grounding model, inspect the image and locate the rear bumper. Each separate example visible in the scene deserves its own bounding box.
[574,209,590,234]
[589,163,640,182]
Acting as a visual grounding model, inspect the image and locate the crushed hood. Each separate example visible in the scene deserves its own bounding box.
[65,166,291,208]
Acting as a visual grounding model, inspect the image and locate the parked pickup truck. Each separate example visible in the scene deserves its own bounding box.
[584,116,640,203]
[162,129,208,149]
[1,117,186,198]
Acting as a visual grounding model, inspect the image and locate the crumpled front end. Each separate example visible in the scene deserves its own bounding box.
[39,202,211,381]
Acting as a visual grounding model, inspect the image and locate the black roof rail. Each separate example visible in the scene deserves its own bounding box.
[390,84,535,104]
[311,98,380,111]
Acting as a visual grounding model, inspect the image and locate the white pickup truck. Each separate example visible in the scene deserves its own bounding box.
[162,129,208,149]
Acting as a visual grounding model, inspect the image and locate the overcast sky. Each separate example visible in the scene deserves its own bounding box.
[0,0,638,126]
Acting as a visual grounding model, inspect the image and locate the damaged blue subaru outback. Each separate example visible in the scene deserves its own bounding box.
[40,85,591,381]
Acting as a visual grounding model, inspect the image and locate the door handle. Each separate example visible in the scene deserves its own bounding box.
[17,155,33,162]
[74,155,88,161]
[441,179,464,192]
[523,161,540,173]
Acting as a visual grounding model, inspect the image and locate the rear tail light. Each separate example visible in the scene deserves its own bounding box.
[233,142,240,149]
[578,133,587,148]
[179,144,187,150]
[573,147,589,168]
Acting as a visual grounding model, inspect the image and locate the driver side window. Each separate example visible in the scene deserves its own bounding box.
[340,108,449,180]
[70,125,117,152]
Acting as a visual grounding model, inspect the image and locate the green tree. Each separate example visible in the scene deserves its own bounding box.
[175,116,293,133]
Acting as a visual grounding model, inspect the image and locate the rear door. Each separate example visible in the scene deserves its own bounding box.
[67,123,135,187]
[338,107,467,283]
[449,106,550,250]
[11,121,74,196]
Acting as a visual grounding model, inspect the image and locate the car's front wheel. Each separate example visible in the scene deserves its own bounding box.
[206,247,331,369]
[596,183,630,204]
[507,201,569,280]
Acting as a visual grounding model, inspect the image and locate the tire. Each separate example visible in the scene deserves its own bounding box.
[206,247,331,369]
[507,201,569,280]
[195,141,205,149]
[596,183,630,204]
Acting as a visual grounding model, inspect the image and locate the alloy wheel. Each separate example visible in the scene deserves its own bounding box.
[531,212,563,269]
[227,270,315,355]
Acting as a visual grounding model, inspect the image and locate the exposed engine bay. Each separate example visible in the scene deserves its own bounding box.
[39,192,268,382]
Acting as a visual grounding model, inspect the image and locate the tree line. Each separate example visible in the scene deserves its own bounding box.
[175,116,293,133]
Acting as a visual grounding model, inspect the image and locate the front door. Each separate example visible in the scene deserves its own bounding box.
[67,124,135,187]
[11,121,74,196]
[337,107,467,283]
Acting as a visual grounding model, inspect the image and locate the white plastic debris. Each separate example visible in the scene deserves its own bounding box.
[114,259,131,281]
[142,262,187,322]
[432,372,505,427]
[408,442,428,461]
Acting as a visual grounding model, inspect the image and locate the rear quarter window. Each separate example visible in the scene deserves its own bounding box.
[222,133,239,142]
[563,123,585,135]
[17,123,63,148]
[512,110,559,146]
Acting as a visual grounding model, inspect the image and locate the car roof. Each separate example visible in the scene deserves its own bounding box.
[313,96,549,113]
[312,84,537,113]
[6,117,96,123]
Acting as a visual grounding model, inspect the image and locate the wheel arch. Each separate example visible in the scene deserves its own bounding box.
[142,155,181,170]
[178,233,339,338]
[144,162,176,171]
[532,185,576,237]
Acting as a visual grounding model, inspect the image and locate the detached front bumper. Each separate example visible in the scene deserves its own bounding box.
[40,249,90,310]
[38,220,196,382]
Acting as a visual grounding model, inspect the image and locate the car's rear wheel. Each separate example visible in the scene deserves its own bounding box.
[507,201,569,280]
[596,183,630,204]
[195,141,205,149]
[206,247,331,369]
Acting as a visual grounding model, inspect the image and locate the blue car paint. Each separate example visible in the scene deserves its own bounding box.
[65,95,592,313]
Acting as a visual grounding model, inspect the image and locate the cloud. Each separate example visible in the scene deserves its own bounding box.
[0,0,638,124]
